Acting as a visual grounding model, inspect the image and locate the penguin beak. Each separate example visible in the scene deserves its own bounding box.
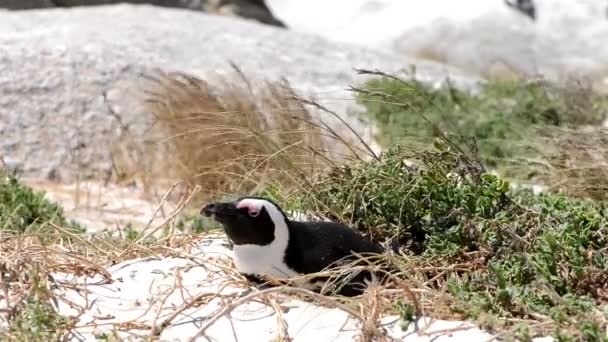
[201,202,239,218]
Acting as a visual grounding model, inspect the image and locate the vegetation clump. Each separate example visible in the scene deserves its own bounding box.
[273,143,608,340]
[356,72,608,184]
[0,169,84,236]
[7,271,70,341]
[142,67,330,202]
[0,169,83,340]
[544,127,608,201]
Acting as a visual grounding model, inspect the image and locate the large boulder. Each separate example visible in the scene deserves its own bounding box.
[392,0,608,86]
[268,0,608,88]
[208,0,285,26]
[0,0,285,27]
[0,4,479,182]
[0,0,202,9]
[0,0,55,8]
[55,0,206,11]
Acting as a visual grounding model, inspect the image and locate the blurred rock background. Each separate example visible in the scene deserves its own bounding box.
[269,0,608,89]
[0,0,606,196]
[0,0,285,26]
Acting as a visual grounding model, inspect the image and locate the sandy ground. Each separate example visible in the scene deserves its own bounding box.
[22,179,177,234]
[53,236,555,342]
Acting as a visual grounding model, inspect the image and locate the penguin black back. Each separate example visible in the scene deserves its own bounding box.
[285,219,385,296]
[284,220,383,274]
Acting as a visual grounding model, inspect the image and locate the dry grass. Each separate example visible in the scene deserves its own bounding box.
[0,175,205,339]
[102,65,378,211]
[0,235,197,340]
[140,67,346,204]
[0,220,405,340]
[542,127,608,201]
[0,228,565,341]
[0,168,401,340]
[0,169,452,340]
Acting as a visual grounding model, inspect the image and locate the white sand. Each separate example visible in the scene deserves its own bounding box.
[52,236,554,341]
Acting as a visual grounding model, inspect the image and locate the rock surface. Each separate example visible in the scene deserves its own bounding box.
[393,0,608,86]
[0,0,55,8]
[0,4,479,182]
[0,0,284,27]
[269,0,608,88]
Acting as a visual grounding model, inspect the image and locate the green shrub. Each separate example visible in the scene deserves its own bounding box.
[271,144,608,339]
[8,271,70,341]
[0,171,84,235]
[357,74,608,180]
[280,144,509,254]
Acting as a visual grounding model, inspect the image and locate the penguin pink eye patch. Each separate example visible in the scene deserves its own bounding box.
[237,202,261,217]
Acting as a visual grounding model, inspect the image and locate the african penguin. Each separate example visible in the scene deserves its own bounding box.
[201,196,384,296]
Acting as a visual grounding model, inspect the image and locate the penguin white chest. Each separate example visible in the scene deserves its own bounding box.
[232,244,298,279]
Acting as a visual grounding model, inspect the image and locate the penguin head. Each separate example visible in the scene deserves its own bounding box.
[201,197,289,246]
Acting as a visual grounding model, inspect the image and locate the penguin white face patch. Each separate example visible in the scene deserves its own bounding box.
[231,198,297,279]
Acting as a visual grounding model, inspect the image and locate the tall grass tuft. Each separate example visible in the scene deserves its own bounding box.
[143,68,337,203]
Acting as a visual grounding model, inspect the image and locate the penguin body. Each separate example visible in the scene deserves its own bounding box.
[201,197,384,296]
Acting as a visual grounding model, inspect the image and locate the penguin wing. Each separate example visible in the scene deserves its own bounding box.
[285,221,383,274]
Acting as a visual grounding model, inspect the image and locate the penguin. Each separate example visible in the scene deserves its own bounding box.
[201,196,385,296]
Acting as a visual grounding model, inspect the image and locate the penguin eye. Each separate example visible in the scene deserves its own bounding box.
[248,209,260,218]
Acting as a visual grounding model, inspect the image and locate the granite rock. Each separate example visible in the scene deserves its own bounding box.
[0,4,479,182]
